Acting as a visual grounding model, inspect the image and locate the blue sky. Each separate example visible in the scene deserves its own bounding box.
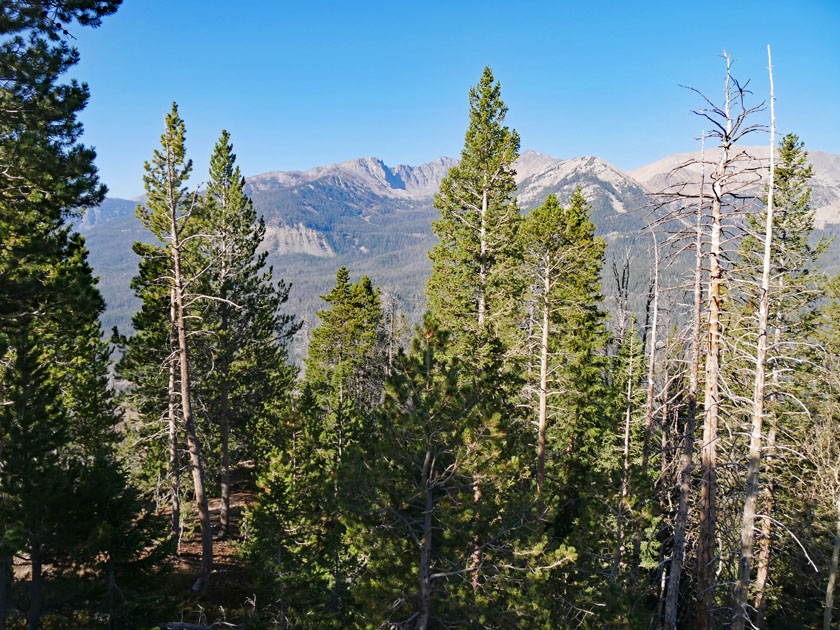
[71,0,840,198]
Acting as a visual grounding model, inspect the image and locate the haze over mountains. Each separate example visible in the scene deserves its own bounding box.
[80,146,840,356]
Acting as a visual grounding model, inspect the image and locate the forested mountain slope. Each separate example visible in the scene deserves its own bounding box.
[80,146,840,355]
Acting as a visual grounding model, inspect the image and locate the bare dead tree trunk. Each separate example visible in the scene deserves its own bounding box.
[170,202,213,593]
[698,53,735,629]
[632,231,660,579]
[754,269,785,626]
[732,45,775,630]
[824,494,840,630]
[665,132,705,630]
[536,263,550,501]
[753,422,776,626]
[168,288,181,541]
[642,229,660,475]
[613,338,635,582]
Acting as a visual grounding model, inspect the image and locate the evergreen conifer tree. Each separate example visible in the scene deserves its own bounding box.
[135,102,213,590]
[426,66,522,371]
[197,129,298,538]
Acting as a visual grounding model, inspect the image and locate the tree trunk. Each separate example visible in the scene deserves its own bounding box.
[0,556,10,630]
[536,265,550,501]
[823,495,840,630]
[470,182,489,592]
[170,205,213,592]
[732,46,775,630]
[417,445,434,630]
[641,231,660,475]
[219,374,231,539]
[478,185,487,330]
[754,273,785,626]
[27,539,41,630]
[698,55,734,627]
[753,423,776,627]
[168,287,181,541]
[218,270,231,540]
[665,133,705,630]
[612,341,635,582]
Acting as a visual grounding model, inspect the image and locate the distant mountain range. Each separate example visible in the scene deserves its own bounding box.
[79,147,840,358]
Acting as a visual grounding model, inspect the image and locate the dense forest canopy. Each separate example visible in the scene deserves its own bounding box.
[2,3,840,630]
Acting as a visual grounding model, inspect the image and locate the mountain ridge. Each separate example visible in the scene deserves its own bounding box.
[80,146,840,357]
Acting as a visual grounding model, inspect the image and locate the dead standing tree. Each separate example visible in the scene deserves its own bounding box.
[680,53,765,629]
[731,45,776,630]
[644,51,765,627]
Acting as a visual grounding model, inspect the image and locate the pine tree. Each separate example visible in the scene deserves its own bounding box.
[425,66,527,600]
[725,133,828,625]
[244,267,385,628]
[426,66,522,371]
[136,102,213,591]
[197,130,298,539]
[521,190,606,499]
[0,1,120,329]
[0,4,151,627]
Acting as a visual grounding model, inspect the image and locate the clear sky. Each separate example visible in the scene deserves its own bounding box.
[70,0,840,199]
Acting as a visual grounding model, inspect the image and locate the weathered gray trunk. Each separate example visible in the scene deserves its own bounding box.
[536,265,550,500]
[168,288,181,541]
[612,343,635,582]
[169,197,213,592]
[641,232,660,475]
[732,46,775,630]
[698,56,733,628]
[664,134,705,630]
[823,495,840,630]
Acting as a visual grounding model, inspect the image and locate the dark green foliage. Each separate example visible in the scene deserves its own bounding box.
[0,0,119,328]
[243,267,387,628]
[427,66,522,370]
[195,130,299,468]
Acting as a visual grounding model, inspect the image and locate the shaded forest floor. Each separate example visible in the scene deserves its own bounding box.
[7,473,264,629]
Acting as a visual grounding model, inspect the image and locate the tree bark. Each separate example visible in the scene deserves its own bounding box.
[27,539,41,630]
[219,374,231,539]
[824,495,840,630]
[0,555,10,630]
[641,230,660,475]
[732,45,775,630]
[168,287,181,541]
[470,181,489,593]
[169,196,213,592]
[665,132,705,630]
[753,422,776,626]
[698,55,734,628]
[536,264,550,501]
[218,261,231,540]
[417,444,434,630]
[612,340,635,582]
